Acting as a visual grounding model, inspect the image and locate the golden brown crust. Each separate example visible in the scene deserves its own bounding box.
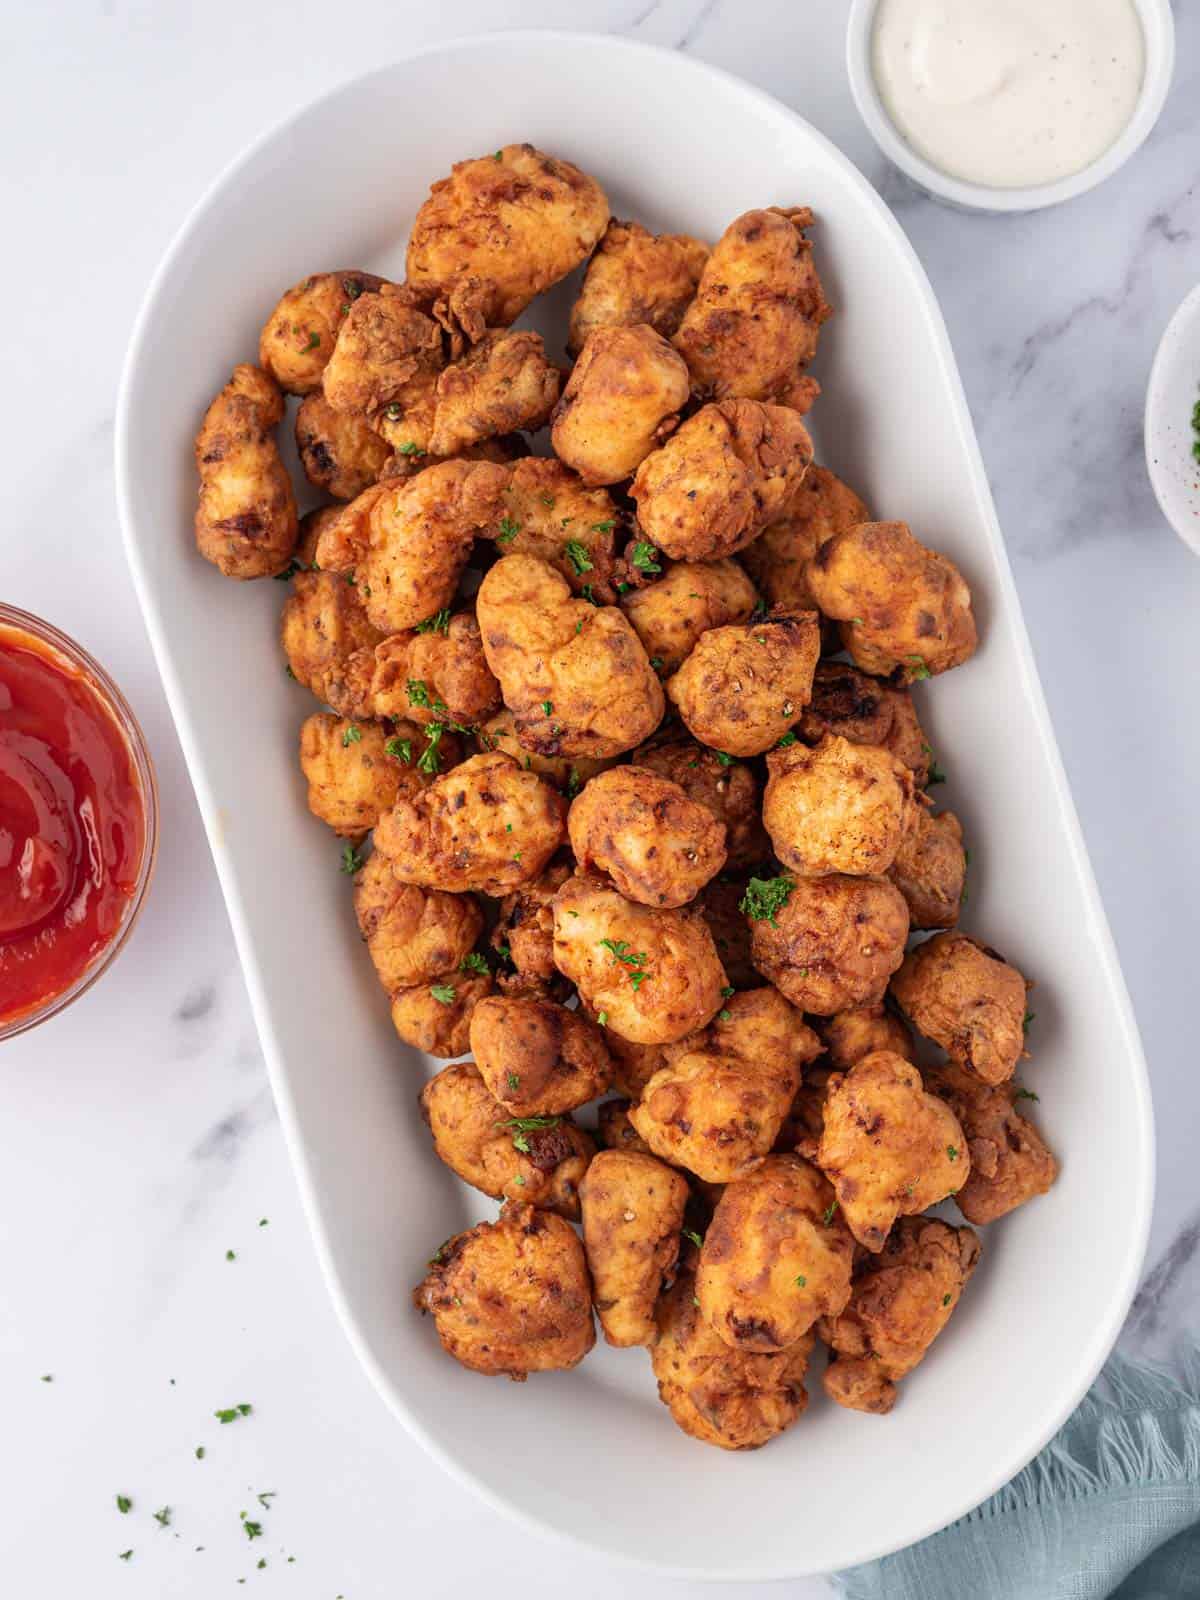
[194,364,298,579]
[798,661,932,787]
[414,1202,595,1378]
[819,1216,980,1413]
[486,458,621,603]
[476,554,664,760]
[295,392,392,501]
[568,219,708,355]
[425,329,562,458]
[807,520,978,682]
[887,807,966,930]
[321,282,444,436]
[580,1149,690,1347]
[666,613,821,757]
[469,994,611,1115]
[567,765,727,908]
[740,465,870,611]
[630,399,814,562]
[596,1096,655,1155]
[891,932,1029,1086]
[763,734,918,878]
[652,1261,814,1449]
[259,270,387,395]
[374,750,566,895]
[298,713,411,836]
[620,559,758,677]
[633,736,768,869]
[924,1060,1058,1225]
[816,1002,913,1073]
[552,325,690,486]
[489,855,575,990]
[368,611,501,728]
[353,852,483,993]
[817,1051,968,1251]
[280,535,386,718]
[551,872,726,1045]
[698,1155,853,1352]
[748,872,910,1014]
[673,207,832,403]
[389,970,494,1057]
[406,143,610,328]
[315,461,509,634]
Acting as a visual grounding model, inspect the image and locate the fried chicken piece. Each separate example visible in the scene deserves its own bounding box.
[368,610,501,728]
[280,520,385,717]
[298,713,410,836]
[414,1202,595,1378]
[748,871,909,1014]
[594,1031,668,1101]
[630,990,813,1183]
[763,734,917,878]
[315,460,509,633]
[258,270,387,395]
[477,709,614,795]
[469,994,611,1115]
[389,969,494,1057]
[620,558,758,676]
[580,1150,689,1347]
[652,1261,814,1449]
[551,872,726,1045]
[673,207,831,407]
[741,464,870,611]
[696,877,760,987]
[568,219,709,355]
[924,1060,1058,1224]
[374,750,565,895]
[631,399,814,562]
[484,457,621,603]
[807,521,978,682]
[489,855,574,991]
[666,613,820,757]
[697,1155,853,1353]
[420,1060,595,1217]
[424,329,562,458]
[596,1097,654,1155]
[295,392,392,501]
[476,554,664,759]
[321,282,444,437]
[817,1002,913,1072]
[819,1217,980,1413]
[888,807,965,930]
[633,738,762,866]
[892,932,1029,1086]
[798,660,931,787]
[406,143,610,329]
[552,325,690,486]
[567,765,727,908]
[194,364,298,579]
[817,1051,968,1251]
[353,852,483,993]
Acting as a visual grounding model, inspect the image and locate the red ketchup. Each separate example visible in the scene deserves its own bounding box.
[0,623,147,1029]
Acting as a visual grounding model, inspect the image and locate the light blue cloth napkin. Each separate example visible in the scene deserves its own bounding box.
[833,1349,1200,1599]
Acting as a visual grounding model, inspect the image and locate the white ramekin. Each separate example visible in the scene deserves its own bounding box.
[846,0,1175,213]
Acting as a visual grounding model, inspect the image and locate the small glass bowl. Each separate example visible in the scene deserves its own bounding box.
[0,604,159,1041]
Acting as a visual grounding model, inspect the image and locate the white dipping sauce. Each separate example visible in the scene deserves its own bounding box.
[871,0,1146,189]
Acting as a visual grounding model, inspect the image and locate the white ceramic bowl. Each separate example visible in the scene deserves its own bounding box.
[116,31,1153,1578]
[846,0,1175,212]
[1146,281,1200,556]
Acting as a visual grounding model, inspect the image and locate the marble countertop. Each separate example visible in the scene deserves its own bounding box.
[3,2,1198,1593]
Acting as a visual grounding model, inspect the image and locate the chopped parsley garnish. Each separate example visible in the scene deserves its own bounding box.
[906,655,932,681]
[795,1275,807,1288]
[598,937,650,989]
[195,1446,205,1459]
[304,331,320,351]
[497,515,521,544]
[406,679,432,707]
[498,1115,562,1154]
[942,1293,952,1307]
[629,541,661,573]
[116,1495,132,1514]
[256,1492,276,1509]
[776,731,798,748]
[681,1228,704,1249]
[241,1517,264,1541]
[649,656,663,671]
[339,842,364,875]
[507,1072,520,1090]
[384,402,403,421]
[385,736,413,763]
[415,608,451,634]
[928,760,947,785]
[740,874,795,927]
[563,538,593,575]
[714,751,734,767]
[494,149,503,161]
[718,1009,732,1022]
[1023,1011,1036,1032]
[398,440,425,457]
[540,700,553,715]
[539,493,556,508]
[417,723,446,774]
[1014,1086,1040,1102]
[225,1248,236,1261]
[1192,390,1200,463]
[118,1550,133,1562]
[822,1201,838,1226]
[749,598,768,622]
[566,767,582,799]
[596,1011,608,1027]
[214,1403,253,1424]
[341,723,362,748]
[430,983,456,1005]
[720,985,735,998]
[459,953,489,975]
[153,1506,172,1528]
[590,519,616,534]
[947,1144,960,1161]
[343,278,363,300]
[40,1374,52,1383]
